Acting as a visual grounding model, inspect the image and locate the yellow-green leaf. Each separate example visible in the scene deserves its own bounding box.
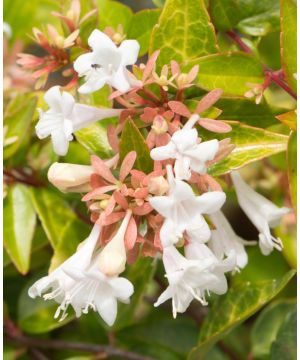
[185,52,264,96]
[276,110,297,131]
[30,188,77,248]
[128,9,161,56]
[287,131,296,210]
[149,0,218,68]
[188,270,296,359]
[207,121,288,176]
[4,96,37,159]
[75,123,114,159]
[4,184,36,274]
[119,119,153,173]
[280,0,297,92]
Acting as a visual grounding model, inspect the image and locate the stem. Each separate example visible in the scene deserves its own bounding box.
[4,168,44,187]
[226,30,297,100]
[5,327,154,360]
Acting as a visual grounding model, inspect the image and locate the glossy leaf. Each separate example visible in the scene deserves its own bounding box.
[75,123,114,159]
[209,0,280,32]
[188,270,295,359]
[251,300,296,358]
[97,0,133,31]
[4,95,37,159]
[270,307,296,359]
[49,218,90,272]
[280,0,297,92]
[217,98,279,128]
[30,188,78,248]
[185,53,264,96]
[118,313,198,359]
[128,9,161,56]
[3,184,36,274]
[149,0,218,68]
[119,119,153,173]
[287,131,296,210]
[276,110,297,131]
[237,7,280,36]
[206,121,288,176]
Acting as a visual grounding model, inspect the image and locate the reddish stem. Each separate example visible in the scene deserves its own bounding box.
[226,30,297,100]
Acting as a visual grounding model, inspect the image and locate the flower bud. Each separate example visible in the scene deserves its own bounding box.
[148,176,169,196]
[151,115,168,135]
[98,210,132,276]
[48,162,94,193]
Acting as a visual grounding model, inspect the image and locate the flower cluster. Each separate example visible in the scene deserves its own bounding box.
[29,28,290,326]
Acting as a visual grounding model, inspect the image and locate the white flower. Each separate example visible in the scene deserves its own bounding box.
[48,162,94,193]
[154,245,233,318]
[231,171,290,255]
[74,29,140,93]
[28,223,101,304]
[150,115,219,180]
[149,165,226,247]
[36,86,121,155]
[57,258,134,326]
[54,211,133,326]
[209,211,250,269]
[97,210,131,276]
[184,241,236,295]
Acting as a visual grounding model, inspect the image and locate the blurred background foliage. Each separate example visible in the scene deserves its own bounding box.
[3,0,296,359]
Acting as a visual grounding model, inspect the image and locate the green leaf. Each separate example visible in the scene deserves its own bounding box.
[251,300,296,358]
[280,0,297,92]
[276,110,297,131]
[4,95,37,159]
[149,0,218,68]
[237,7,280,36]
[287,131,296,210]
[118,314,198,360]
[152,0,166,7]
[3,184,36,274]
[209,0,280,32]
[185,53,264,96]
[75,122,114,159]
[30,188,77,248]
[206,121,288,176]
[18,276,74,334]
[270,307,296,360]
[78,84,112,108]
[119,119,153,173]
[217,98,279,128]
[128,9,161,56]
[188,270,295,359]
[97,0,133,31]
[258,32,281,70]
[114,257,156,330]
[49,218,90,272]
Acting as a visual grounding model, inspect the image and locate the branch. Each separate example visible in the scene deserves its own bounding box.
[226,30,297,100]
[5,329,154,360]
[4,168,44,187]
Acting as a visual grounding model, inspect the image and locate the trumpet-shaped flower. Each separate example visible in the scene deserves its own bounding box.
[231,171,290,255]
[59,257,134,326]
[154,245,233,317]
[150,115,219,180]
[149,166,226,247]
[28,223,101,304]
[209,211,250,269]
[74,29,140,93]
[184,242,236,294]
[53,211,133,326]
[36,86,121,155]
